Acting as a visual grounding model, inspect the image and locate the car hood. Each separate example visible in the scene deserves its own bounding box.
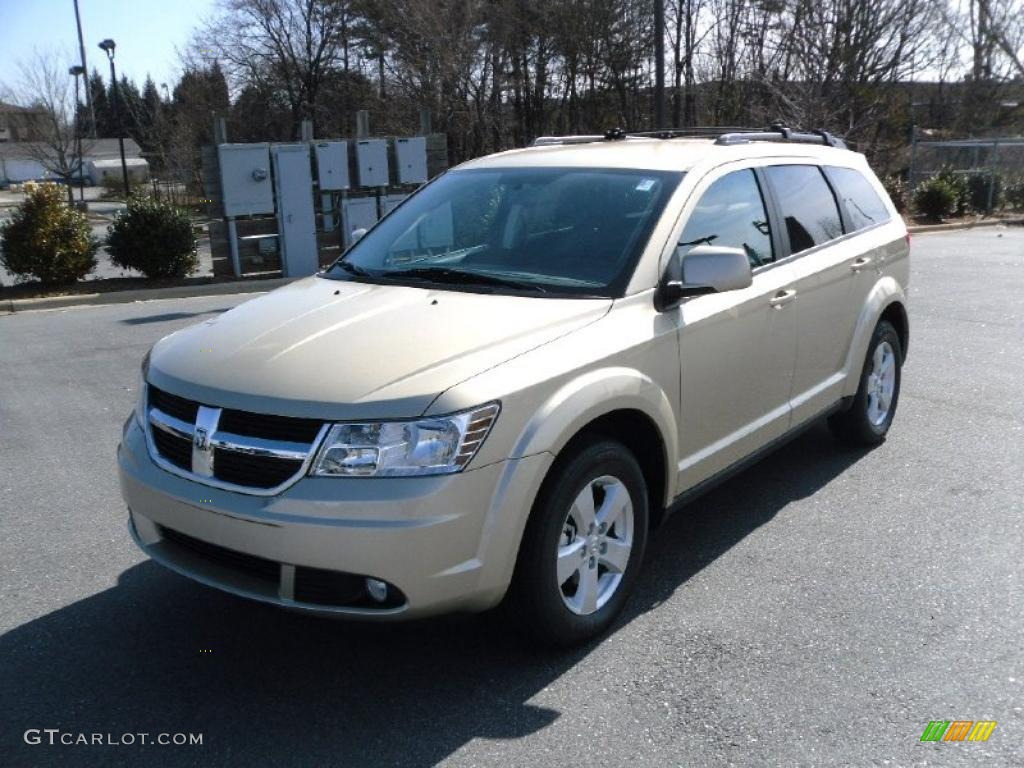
[149,276,611,420]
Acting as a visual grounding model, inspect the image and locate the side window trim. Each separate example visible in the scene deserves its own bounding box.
[821,166,854,235]
[752,165,787,265]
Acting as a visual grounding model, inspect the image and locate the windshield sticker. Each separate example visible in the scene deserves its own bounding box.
[635,178,657,192]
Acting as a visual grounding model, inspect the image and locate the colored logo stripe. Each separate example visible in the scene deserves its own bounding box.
[920,720,997,742]
[968,721,997,742]
[944,721,973,741]
[920,721,949,741]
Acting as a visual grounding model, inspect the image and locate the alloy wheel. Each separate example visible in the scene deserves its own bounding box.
[555,475,634,615]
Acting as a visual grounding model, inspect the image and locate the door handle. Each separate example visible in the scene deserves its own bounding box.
[768,289,797,308]
[850,256,872,272]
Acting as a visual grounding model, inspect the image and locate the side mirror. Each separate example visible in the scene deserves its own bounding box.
[351,228,368,244]
[657,245,753,310]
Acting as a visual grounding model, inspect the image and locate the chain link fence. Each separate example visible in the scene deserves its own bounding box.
[908,137,1024,212]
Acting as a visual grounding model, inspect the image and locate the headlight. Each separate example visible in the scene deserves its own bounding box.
[134,349,151,426]
[311,402,500,477]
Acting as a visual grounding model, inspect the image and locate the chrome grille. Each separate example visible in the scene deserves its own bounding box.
[145,384,327,494]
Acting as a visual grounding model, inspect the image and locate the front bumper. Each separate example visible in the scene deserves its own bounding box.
[118,416,551,619]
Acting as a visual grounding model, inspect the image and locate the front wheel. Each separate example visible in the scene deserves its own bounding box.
[508,439,649,647]
[829,320,902,446]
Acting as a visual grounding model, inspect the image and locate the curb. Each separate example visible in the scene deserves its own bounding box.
[907,217,1024,234]
[3,276,297,314]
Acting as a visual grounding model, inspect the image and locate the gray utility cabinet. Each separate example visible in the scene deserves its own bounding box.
[394,137,428,184]
[355,139,389,187]
[218,143,274,217]
[342,197,379,247]
[381,194,409,216]
[272,144,319,277]
[314,141,350,191]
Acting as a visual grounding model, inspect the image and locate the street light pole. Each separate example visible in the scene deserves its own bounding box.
[654,0,665,130]
[69,65,86,205]
[99,38,130,198]
[73,0,97,138]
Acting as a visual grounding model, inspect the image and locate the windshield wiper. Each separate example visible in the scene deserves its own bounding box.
[381,267,547,293]
[334,261,376,278]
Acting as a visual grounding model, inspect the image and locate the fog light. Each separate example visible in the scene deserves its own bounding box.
[365,578,388,603]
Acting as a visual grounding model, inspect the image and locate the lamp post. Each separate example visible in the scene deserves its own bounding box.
[68,65,86,206]
[654,0,665,129]
[98,38,130,197]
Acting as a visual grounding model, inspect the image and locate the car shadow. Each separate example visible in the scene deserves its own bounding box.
[120,308,230,326]
[0,422,866,767]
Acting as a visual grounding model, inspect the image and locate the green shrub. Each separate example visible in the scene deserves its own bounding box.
[882,175,908,213]
[1005,176,1024,210]
[0,182,98,284]
[106,195,198,279]
[912,176,958,221]
[100,174,147,200]
[933,166,970,215]
[965,171,1002,212]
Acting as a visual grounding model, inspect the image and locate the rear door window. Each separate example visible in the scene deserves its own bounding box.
[826,166,891,231]
[764,165,843,254]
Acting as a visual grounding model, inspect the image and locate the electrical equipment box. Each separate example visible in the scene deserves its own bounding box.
[355,139,389,187]
[272,144,319,277]
[218,143,274,217]
[314,141,350,191]
[381,193,408,216]
[394,137,428,184]
[342,197,379,247]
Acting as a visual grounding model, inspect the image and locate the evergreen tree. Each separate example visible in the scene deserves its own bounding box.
[113,75,144,141]
[172,61,231,145]
[141,75,162,132]
[87,69,111,137]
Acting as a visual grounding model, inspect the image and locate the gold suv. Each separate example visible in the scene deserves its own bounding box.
[118,128,909,645]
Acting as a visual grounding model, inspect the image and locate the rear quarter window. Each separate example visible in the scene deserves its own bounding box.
[826,166,891,231]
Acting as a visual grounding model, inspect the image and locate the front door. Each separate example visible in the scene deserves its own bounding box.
[670,168,798,491]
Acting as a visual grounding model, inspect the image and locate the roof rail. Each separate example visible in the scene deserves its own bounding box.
[531,125,848,149]
[625,126,762,139]
[532,134,605,147]
[715,125,847,149]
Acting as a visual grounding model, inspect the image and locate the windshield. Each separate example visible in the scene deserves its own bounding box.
[324,167,683,297]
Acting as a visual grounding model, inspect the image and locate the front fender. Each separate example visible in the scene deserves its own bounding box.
[509,367,679,506]
[842,276,908,398]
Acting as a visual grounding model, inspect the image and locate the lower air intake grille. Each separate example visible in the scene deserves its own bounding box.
[158,525,280,583]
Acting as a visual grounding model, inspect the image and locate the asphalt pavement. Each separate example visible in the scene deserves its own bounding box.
[0,228,1021,767]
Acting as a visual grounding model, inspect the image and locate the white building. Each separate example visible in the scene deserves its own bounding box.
[0,138,147,186]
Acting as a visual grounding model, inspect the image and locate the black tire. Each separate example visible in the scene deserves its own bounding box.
[507,439,649,647]
[829,320,902,446]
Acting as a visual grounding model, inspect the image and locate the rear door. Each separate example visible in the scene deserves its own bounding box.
[760,164,859,425]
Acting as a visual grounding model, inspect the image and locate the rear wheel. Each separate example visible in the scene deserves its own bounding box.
[508,439,649,647]
[829,320,902,446]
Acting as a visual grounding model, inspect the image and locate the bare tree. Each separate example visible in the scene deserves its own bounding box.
[2,50,92,203]
[200,0,357,138]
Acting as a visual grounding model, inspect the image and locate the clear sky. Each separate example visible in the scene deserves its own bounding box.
[0,0,216,91]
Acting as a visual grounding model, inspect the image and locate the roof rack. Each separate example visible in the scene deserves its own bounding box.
[531,124,847,150]
[715,125,847,149]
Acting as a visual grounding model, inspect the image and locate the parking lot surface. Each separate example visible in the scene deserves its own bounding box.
[1,228,1021,767]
